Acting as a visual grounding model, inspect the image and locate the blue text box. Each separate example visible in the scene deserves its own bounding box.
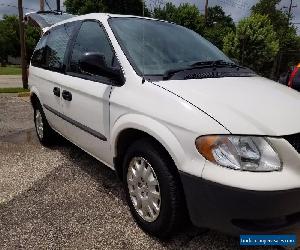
[240,235,297,246]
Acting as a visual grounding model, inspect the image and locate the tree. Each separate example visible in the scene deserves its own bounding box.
[223,14,279,76]
[153,3,205,34]
[206,6,235,28]
[203,6,235,49]
[25,26,40,64]
[251,0,300,76]
[153,4,235,49]
[0,15,40,66]
[0,15,20,65]
[64,0,107,15]
[105,0,149,16]
[251,0,289,31]
[64,0,149,16]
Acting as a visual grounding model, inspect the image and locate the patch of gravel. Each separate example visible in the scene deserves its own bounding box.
[0,95,33,137]
[0,139,68,204]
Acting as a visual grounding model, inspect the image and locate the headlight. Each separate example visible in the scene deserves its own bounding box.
[195,135,282,172]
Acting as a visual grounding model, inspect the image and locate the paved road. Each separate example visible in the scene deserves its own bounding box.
[0,75,22,88]
[0,95,291,249]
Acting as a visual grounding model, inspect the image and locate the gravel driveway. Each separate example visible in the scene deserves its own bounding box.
[0,95,292,249]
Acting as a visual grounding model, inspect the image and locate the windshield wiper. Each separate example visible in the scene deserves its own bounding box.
[163,60,245,80]
[191,60,244,68]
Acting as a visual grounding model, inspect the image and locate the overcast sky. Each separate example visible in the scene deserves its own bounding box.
[0,0,299,33]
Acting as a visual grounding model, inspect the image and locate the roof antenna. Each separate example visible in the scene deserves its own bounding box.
[141,0,146,84]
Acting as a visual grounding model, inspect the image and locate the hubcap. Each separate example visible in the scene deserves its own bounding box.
[127,157,161,222]
[35,110,44,139]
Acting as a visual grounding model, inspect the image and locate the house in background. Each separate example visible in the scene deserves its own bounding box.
[7,55,21,65]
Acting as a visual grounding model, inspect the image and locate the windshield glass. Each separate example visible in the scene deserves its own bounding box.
[109,17,232,76]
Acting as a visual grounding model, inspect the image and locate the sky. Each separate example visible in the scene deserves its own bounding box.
[0,0,299,33]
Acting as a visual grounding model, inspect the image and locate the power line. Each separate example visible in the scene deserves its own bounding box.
[283,0,297,24]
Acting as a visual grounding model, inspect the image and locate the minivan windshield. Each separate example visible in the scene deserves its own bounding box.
[109,17,233,76]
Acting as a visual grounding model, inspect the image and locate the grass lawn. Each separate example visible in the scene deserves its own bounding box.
[0,66,22,75]
[0,87,29,93]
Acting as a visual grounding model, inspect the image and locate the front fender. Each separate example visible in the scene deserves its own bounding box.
[111,114,186,170]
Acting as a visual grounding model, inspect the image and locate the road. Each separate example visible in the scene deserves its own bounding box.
[0,75,22,88]
[0,95,292,249]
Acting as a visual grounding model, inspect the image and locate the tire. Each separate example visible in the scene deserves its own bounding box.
[123,138,187,238]
[33,102,55,146]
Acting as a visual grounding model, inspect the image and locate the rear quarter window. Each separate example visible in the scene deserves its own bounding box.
[31,22,76,72]
[31,34,48,68]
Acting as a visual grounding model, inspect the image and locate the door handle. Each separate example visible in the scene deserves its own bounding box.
[62,90,72,101]
[53,87,60,97]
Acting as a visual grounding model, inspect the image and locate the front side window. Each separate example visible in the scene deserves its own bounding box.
[68,21,115,76]
[44,23,74,72]
[109,17,232,76]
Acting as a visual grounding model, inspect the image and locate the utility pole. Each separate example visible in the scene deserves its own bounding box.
[204,0,209,23]
[18,0,28,89]
[56,0,60,11]
[40,0,45,11]
[284,0,297,25]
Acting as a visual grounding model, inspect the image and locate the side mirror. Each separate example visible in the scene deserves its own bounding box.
[79,52,123,85]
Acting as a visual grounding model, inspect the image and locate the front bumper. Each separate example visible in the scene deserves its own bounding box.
[180,172,300,235]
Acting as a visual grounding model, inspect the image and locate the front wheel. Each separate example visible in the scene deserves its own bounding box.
[123,138,187,238]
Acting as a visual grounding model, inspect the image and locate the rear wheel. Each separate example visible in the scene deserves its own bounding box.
[123,138,187,238]
[34,102,55,146]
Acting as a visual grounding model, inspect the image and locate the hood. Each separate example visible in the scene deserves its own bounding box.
[155,76,300,136]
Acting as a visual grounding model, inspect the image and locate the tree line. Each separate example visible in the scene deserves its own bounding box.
[0,0,299,78]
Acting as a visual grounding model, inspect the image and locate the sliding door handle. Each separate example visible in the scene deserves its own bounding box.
[53,87,60,97]
[62,90,72,101]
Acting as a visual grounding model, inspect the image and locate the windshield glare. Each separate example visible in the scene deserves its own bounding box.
[109,17,232,76]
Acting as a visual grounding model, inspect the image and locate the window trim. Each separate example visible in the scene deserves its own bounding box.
[65,19,125,86]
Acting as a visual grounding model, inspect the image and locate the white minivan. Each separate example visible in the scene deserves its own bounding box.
[29,13,300,237]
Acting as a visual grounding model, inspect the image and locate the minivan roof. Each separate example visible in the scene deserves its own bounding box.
[49,13,158,28]
[26,12,165,33]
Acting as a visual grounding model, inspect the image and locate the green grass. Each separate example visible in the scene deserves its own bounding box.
[0,87,29,93]
[0,66,22,75]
